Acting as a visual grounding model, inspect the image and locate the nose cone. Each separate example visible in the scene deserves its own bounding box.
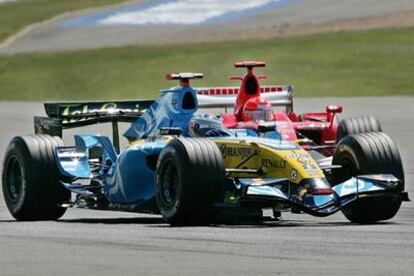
[299,178,337,209]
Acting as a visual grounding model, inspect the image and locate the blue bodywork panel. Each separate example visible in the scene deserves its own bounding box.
[57,134,167,204]
[105,141,166,204]
[124,87,198,140]
[57,135,117,180]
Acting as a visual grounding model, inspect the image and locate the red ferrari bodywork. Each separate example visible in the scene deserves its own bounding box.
[199,61,343,156]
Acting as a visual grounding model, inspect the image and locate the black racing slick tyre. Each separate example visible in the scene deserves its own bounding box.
[2,135,70,220]
[155,138,225,226]
[336,116,382,142]
[332,132,404,223]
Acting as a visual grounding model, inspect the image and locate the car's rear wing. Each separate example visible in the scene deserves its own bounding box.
[196,85,293,111]
[34,100,154,152]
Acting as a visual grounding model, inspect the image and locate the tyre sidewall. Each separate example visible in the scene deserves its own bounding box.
[332,136,368,184]
[2,142,28,216]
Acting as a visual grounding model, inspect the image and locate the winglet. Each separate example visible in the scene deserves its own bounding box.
[234,61,266,69]
[166,72,204,87]
[166,72,204,80]
[229,75,243,80]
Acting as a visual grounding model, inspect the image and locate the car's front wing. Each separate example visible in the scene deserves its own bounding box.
[240,174,408,217]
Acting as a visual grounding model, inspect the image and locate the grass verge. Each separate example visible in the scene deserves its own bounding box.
[0,27,413,101]
[0,0,130,43]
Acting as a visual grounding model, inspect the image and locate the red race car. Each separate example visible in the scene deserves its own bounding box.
[197,61,381,156]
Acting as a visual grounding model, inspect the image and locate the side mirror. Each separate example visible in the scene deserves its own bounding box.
[326,104,343,113]
[326,104,343,126]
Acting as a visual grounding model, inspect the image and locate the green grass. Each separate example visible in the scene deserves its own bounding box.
[0,0,129,42]
[0,27,413,101]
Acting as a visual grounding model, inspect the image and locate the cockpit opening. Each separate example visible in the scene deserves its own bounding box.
[182,91,196,110]
[245,76,258,95]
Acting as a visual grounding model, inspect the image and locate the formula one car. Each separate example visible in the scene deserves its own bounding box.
[2,73,409,225]
[197,61,382,156]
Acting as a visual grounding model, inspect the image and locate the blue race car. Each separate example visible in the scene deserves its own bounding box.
[2,73,409,225]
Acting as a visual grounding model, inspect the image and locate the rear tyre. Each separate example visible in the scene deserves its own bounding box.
[332,132,404,223]
[336,116,382,142]
[2,135,70,220]
[155,138,225,226]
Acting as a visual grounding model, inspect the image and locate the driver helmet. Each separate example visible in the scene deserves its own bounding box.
[188,114,224,137]
[242,98,274,122]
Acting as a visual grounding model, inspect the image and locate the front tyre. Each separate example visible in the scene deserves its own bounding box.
[155,138,225,225]
[332,132,404,223]
[2,135,70,220]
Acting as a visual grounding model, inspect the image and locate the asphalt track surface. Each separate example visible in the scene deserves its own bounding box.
[1,0,414,53]
[0,97,413,275]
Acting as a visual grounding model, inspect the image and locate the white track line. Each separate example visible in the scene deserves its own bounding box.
[99,0,281,25]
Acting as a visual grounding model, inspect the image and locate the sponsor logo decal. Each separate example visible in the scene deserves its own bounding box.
[61,102,146,123]
[261,158,286,169]
[219,145,257,159]
[290,169,297,181]
[287,152,318,173]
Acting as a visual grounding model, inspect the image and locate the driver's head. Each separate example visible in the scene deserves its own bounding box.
[242,98,274,122]
[189,114,224,137]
